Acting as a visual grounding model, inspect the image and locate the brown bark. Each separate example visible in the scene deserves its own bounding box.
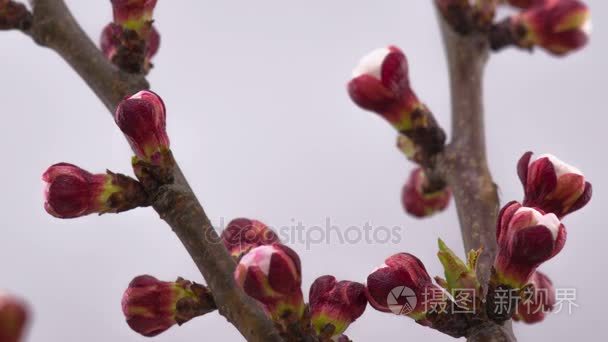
[23,1,282,341]
[435,10,516,342]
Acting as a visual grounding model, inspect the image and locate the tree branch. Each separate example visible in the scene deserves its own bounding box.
[434,10,516,342]
[22,1,282,341]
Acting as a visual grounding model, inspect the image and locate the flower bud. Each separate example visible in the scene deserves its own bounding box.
[309,275,367,336]
[115,90,170,162]
[111,0,157,33]
[348,46,446,154]
[366,253,444,321]
[348,46,425,130]
[122,275,216,337]
[511,0,591,55]
[0,292,28,342]
[514,271,555,324]
[518,151,591,218]
[402,168,451,218]
[101,23,160,74]
[494,201,566,288]
[234,244,305,320]
[220,218,281,258]
[43,163,147,219]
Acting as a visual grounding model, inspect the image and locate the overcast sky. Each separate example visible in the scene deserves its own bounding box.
[1,1,606,341]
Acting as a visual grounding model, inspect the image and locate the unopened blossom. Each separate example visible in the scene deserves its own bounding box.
[43,163,147,219]
[511,0,591,55]
[122,275,215,336]
[234,244,305,320]
[514,271,555,323]
[366,253,445,322]
[220,218,280,258]
[309,275,367,336]
[518,151,591,218]
[402,168,451,218]
[494,201,566,288]
[115,90,170,162]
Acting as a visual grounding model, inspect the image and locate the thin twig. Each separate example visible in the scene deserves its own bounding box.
[23,1,282,340]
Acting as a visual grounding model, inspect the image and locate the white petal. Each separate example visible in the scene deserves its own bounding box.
[522,208,561,241]
[129,90,150,100]
[352,47,391,80]
[531,153,583,177]
[582,16,592,36]
[239,245,276,275]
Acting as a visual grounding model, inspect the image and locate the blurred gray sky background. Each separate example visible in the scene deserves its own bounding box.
[1,0,606,341]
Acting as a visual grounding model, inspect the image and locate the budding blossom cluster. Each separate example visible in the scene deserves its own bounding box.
[506,0,591,55]
[490,152,591,320]
[342,33,592,331]
[435,0,591,55]
[230,219,367,339]
[121,218,369,338]
[485,0,591,55]
[360,152,591,331]
[348,45,451,219]
[42,90,170,219]
[101,0,161,73]
[27,0,594,339]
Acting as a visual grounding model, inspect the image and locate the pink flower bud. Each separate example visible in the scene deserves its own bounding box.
[220,218,281,258]
[514,271,555,324]
[512,0,591,55]
[234,244,305,320]
[518,152,592,218]
[347,46,426,131]
[309,275,367,336]
[366,253,444,321]
[43,163,147,219]
[115,90,170,161]
[402,168,451,218]
[494,201,566,288]
[0,292,28,342]
[111,0,157,32]
[122,275,215,337]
